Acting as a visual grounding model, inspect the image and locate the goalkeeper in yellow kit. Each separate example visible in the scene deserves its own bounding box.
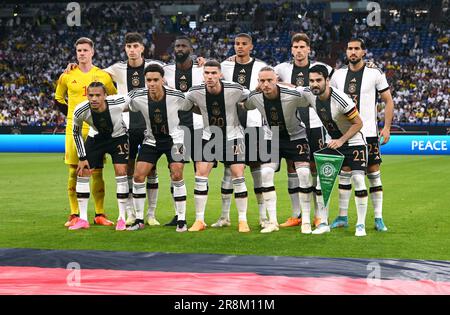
[55,37,118,227]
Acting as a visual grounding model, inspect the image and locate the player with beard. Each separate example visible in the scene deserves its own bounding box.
[330,38,393,232]
[275,33,333,229]
[301,65,368,237]
[162,36,205,227]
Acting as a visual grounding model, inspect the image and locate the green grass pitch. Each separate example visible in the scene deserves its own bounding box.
[0,153,449,261]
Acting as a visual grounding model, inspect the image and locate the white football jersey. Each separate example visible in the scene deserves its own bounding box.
[245,85,310,141]
[163,62,204,130]
[128,87,192,146]
[72,95,130,159]
[301,87,365,147]
[221,58,268,127]
[330,64,389,138]
[186,81,250,141]
[104,59,165,129]
[274,60,334,129]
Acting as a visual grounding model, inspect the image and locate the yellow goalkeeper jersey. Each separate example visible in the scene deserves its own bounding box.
[55,66,117,134]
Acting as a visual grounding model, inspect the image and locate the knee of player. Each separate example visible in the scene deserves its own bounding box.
[170,168,184,181]
[261,166,275,184]
[351,172,367,191]
[80,169,91,178]
[133,174,146,183]
[286,160,296,173]
[296,166,312,188]
[230,165,245,178]
[367,163,380,173]
[114,164,128,177]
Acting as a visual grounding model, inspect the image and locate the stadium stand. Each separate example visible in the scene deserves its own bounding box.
[0,1,448,131]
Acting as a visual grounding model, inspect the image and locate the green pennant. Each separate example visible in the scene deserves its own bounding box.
[314,152,345,208]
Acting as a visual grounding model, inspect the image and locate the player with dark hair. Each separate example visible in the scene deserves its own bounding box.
[70,82,130,230]
[162,36,205,227]
[213,33,269,229]
[275,32,333,229]
[185,60,252,233]
[330,38,394,232]
[302,65,368,237]
[103,32,165,227]
[127,64,193,232]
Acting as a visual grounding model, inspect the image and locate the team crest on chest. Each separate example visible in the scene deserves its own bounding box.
[296,73,305,87]
[348,78,357,94]
[154,108,163,123]
[132,71,140,87]
[238,69,246,85]
[178,75,188,92]
[211,101,221,116]
[270,107,279,122]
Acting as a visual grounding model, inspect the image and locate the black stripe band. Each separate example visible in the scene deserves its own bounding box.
[117,193,129,199]
[132,193,146,199]
[262,186,275,193]
[221,188,234,194]
[234,191,248,198]
[355,190,368,197]
[76,192,90,198]
[146,183,159,189]
[339,184,352,190]
[174,196,187,202]
[315,189,322,196]
[194,189,208,195]
[299,187,313,194]
[369,186,383,193]
[288,187,301,194]
[254,187,263,194]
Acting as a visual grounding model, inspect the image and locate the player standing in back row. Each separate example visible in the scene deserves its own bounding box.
[162,36,205,227]
[213,33,269,229]
[330,38,394,232]
[275,33,332,229]
[55,37,117,228]
[104,32,165,227]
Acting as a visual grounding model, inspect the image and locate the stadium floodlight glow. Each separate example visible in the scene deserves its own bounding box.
[298,14,302,19]
[349,8,353,12]
[13,4,21,16]
[178,11,182,15]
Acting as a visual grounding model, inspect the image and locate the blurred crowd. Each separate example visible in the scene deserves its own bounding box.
[0,0,448,128]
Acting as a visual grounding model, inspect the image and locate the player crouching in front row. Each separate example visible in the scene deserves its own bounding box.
[70,82,130,230]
